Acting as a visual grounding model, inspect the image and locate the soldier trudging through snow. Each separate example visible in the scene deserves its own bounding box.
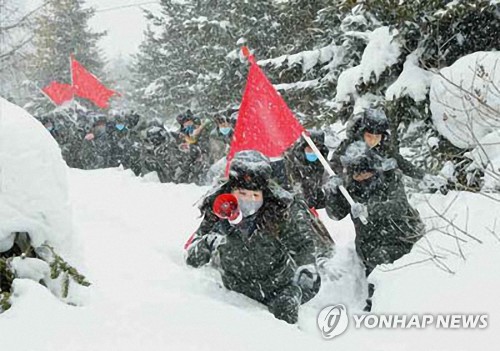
[324,142,424,310]
[185,150,333,324]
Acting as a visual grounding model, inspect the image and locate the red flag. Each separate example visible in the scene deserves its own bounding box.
[42,81,74,105]
[71,56,117,108]
[226,48,304,175]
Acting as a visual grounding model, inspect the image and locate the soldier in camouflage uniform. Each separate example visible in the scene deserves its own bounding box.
[78,115,112,170]
[324,142,424,277]
[207,111,236,166]
[140,125,167,178]
[284,129,329,210]
[109,114,142,175]
[175,110,211,185]
[39,115,78,167]
[331,108,426,180]
[186,151,333,324]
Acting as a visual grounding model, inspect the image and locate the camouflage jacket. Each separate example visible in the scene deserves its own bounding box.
[186,183,321,303]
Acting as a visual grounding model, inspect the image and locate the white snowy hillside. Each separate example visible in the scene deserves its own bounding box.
[1,162,499,350]
[0,97,74,255]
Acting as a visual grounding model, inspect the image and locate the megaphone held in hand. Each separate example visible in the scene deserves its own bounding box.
[213,194,242,224]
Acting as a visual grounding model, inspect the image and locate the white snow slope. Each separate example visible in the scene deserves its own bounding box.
[1,166,499,351]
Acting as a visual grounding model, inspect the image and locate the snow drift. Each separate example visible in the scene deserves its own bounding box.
[0,97,74,254]
[1,166,499,350]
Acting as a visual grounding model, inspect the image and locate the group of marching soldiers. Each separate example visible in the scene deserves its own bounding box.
[37,105,447,323]
[183,106,448,323]
[37,109,237,185]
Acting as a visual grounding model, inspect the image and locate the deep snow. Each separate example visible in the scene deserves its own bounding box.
[0,98,74,255]
[1,166,499,351]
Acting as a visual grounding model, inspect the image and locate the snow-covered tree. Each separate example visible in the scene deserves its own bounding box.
[107,54,134,112]
[0,0,36,105]
[26,0,107,115]
[132,0,282,119]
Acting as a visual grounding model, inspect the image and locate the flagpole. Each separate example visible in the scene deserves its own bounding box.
[69,54,77,119]
[301,131,368,225]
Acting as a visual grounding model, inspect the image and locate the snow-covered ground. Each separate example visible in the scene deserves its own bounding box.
[1,165,499,351]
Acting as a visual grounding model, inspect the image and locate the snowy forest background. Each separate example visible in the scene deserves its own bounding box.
[1,0,499,191]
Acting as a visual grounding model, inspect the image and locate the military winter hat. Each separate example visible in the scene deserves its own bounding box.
[229,150,272,191]
[362,108,389,134]
[340,141,377,173]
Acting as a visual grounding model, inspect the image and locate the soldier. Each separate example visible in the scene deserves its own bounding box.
[331,108,426,179]
[326,142,424,274]
[185,151,333,324]
[175,110,210,185]
[324,142,424,309]
[79,114,112,170]
[284,129,329,210]
[109,114,142,175]
[331,107,449,192]
[207,112,236,166]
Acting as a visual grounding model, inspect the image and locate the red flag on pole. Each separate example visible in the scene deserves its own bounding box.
[225,47,305,175]
[41,81,74,105]
[71,55,117,109]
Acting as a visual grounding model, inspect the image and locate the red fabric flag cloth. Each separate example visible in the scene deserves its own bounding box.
[42,81,74,105]
[225,50,304,175]
[71,56,117,108]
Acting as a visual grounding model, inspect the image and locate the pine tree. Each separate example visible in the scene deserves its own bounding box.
[132,0,282,119]
[26,0,106,115]
[329,0,499,186]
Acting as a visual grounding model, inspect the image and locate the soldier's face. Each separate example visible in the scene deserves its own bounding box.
[353,171,374,182]
[231,188,263,203]
[94,123,106,135]
[364,132,382,148]
[218,121,230,129]
[44,123,54,131]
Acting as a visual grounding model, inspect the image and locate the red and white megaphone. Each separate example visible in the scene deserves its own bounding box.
[212,193,243,224]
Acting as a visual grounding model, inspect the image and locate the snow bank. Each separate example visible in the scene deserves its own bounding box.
[2,167,499,350]
[430,51,500,149]
[0,97,74,254]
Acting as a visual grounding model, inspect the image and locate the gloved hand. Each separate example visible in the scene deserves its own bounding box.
[323,175,343,194]
[350,202,368,220]
[294,264,320,290]
[206,233,225,252]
